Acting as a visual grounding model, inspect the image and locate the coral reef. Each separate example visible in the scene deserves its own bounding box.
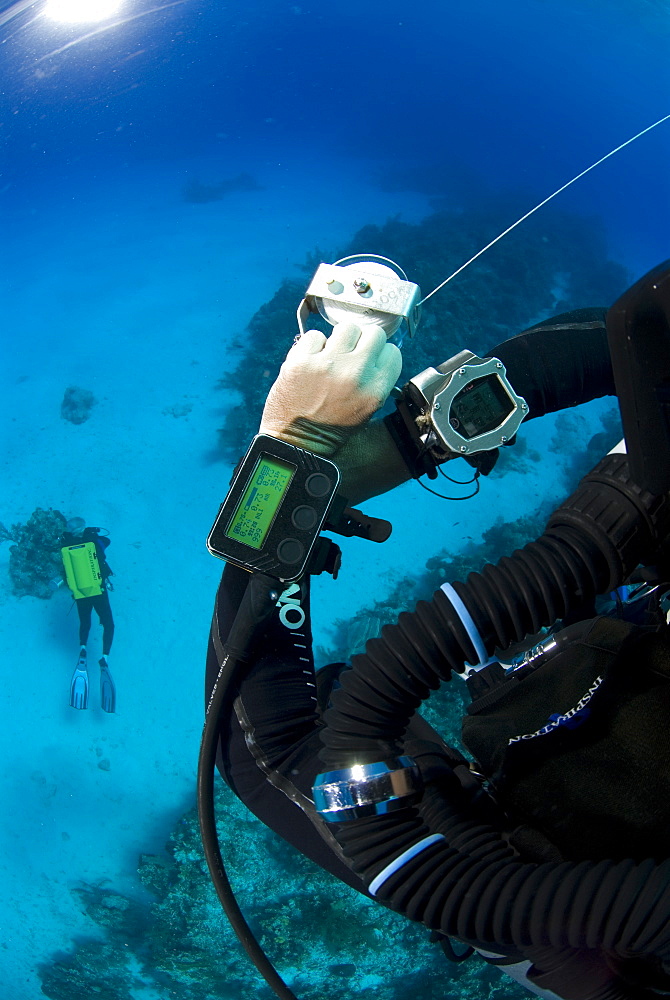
[550,405,623,489]
[215,201,628,458]
[490,435,542,477]
[421,508,552,600]
[38,785,523,1000]
[61,385,97,424]
[4,507,71,599]
[182,173,262,204]
[216,278,308,459]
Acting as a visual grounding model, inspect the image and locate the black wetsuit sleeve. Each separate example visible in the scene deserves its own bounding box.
[205,563,369,893]
[489,307,614,418]
[385,308,615,479]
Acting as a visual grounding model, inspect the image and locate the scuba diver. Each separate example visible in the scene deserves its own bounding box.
[203,262,670,1000]
[61,518,116,713]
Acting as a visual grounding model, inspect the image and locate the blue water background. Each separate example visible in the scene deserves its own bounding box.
[3,0,669,265]
[1,1,669,998]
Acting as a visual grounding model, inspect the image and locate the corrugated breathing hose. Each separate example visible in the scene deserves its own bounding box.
[316,453,670,985]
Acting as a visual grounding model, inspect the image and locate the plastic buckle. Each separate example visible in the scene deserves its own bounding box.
[308,538,342,579]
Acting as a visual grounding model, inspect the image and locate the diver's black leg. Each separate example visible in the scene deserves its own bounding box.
[94,592,115,655]
[76,598,93,647]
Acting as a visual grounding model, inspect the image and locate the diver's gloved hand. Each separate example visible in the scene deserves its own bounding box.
[259,322,402,456]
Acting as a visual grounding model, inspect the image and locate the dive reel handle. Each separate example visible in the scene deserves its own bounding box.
[324,494,392,542]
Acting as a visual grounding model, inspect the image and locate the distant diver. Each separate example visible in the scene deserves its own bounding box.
[61,519,116,713]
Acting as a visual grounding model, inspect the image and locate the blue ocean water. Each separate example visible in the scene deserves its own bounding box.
[1,1,669,999]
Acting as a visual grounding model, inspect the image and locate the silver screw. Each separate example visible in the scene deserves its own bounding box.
[458,368,466,375]
[496,361,502,368]
[433,401,441,410]
[353,278,371,294]
[460,445,467,453]
[501,435,508,443]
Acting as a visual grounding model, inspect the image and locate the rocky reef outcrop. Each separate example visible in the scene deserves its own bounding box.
[38,783,522,1000]
[215,200,628,459]
[61,386,97,424]
[2,507,69,599]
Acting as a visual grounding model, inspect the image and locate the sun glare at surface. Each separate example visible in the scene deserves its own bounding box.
[44,0,125,22]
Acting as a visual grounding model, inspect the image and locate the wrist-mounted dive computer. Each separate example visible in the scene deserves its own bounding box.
[207,434,340,583]
[393,350,529,470]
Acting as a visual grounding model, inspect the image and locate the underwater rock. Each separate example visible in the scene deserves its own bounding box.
[7,507,70,599]
[61,385,97,424]
[182,172,262,204]
[346,616,379,654]
[554,405,622,489]
[162,401,193,418]
[38,939,136,1000]
[216,278,307,459]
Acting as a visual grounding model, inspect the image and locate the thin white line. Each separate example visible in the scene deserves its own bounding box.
[418,114,670,307]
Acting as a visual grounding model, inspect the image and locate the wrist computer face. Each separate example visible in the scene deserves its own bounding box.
[207,435,340,583]
[407,351,529,457]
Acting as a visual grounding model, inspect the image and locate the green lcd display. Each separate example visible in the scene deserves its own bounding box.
[225,454,296,550]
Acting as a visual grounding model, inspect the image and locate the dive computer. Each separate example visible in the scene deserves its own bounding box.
[402,350,529,458]
[207,434,340,583]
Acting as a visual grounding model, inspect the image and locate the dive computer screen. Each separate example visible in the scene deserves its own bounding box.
[225,454,296,550]
[451,374,514,439]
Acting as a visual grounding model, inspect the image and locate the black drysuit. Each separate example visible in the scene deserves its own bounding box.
[205,311,670,998]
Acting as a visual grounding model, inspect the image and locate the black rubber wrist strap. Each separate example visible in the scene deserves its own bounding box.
[384,406,440,480]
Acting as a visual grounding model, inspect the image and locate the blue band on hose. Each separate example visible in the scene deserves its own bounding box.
[440,582,497,672]
[368,834,445,897]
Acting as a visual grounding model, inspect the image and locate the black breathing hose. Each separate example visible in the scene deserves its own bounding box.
[318,453,670,971]
[197,573,301,1000]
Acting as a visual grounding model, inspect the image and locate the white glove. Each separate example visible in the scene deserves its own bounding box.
[259,322,402,456]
